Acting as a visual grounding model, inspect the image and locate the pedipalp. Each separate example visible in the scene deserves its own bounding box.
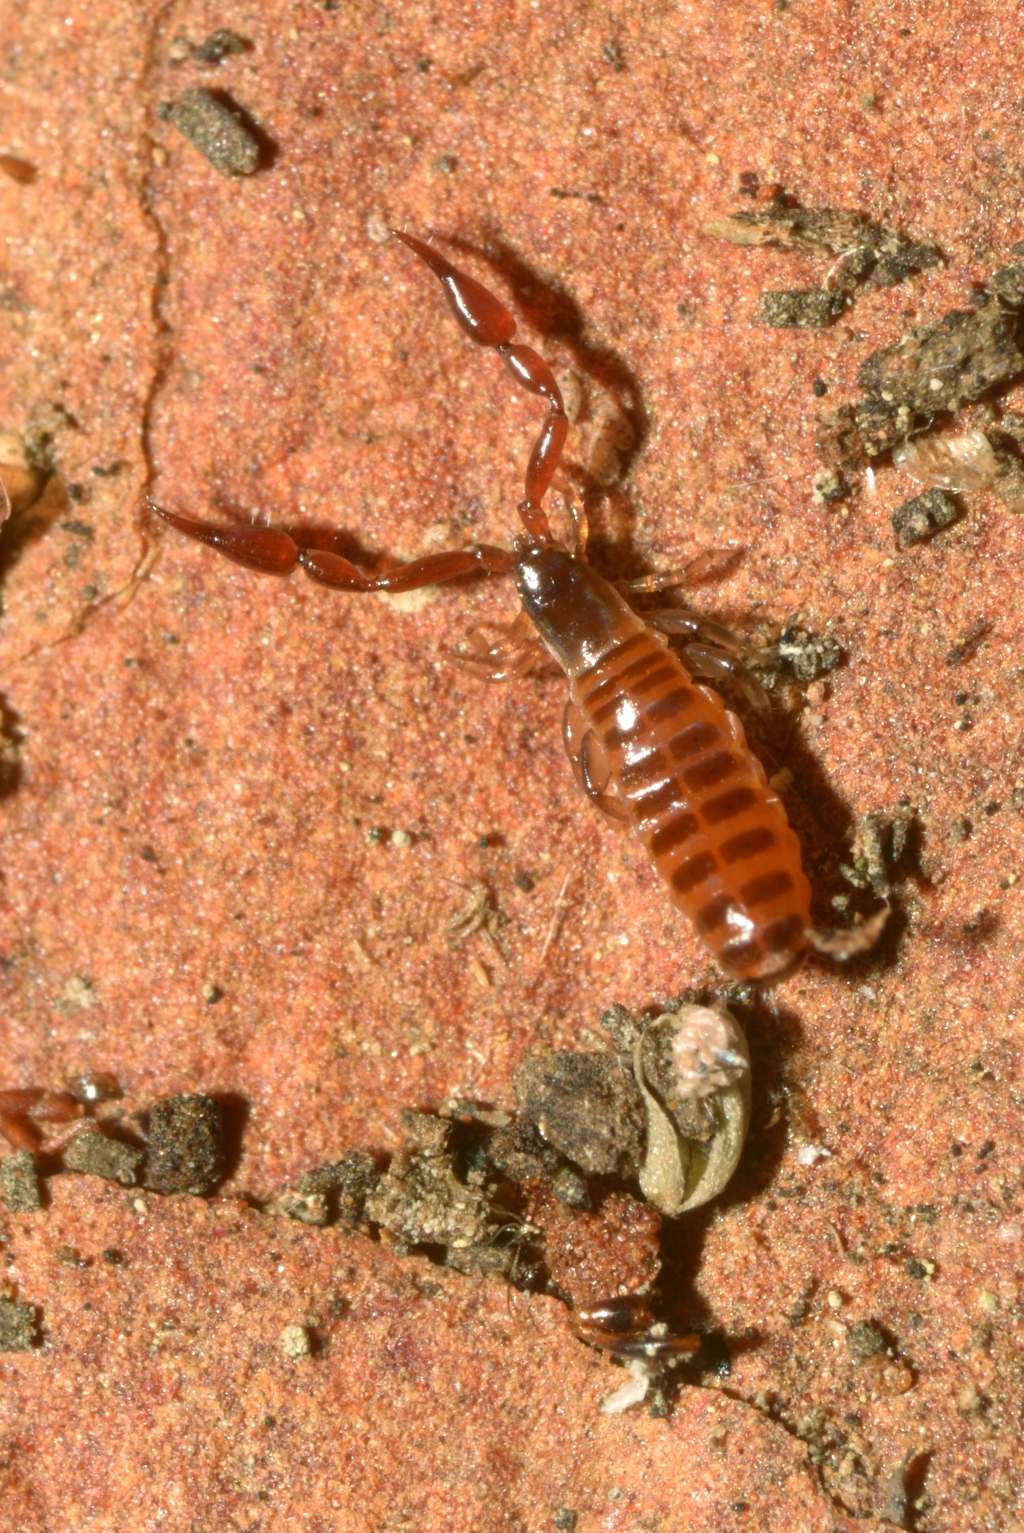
[0,1087,81,1151]
[149,500,514,589]
[391,230,568,537]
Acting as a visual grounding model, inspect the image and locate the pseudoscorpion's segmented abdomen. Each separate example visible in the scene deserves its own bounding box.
[573,630,811,979]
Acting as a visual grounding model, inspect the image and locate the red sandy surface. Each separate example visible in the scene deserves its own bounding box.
[0,2,1021,1529]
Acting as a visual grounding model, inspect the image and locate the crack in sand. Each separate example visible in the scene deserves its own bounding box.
[136,0,182,501]
[0,8,181,679]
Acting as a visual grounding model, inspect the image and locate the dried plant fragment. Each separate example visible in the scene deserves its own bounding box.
[819,277,1024,470]
[761,289,839,329]
[193,28,251,66]
[840,809,917,895]
[816,397,916,468]
[895,427,1024,511]
[363,1110,493,1252]
[705,198,941,325]
[773,623,843,683]
[894,429,1000,491]
[444,882,508,960]
[297,1151,380,1226]
[514,1051,644,1177]
[632,1003,751,1216]
[266,1188,331,1225]
[858,300,1021,416]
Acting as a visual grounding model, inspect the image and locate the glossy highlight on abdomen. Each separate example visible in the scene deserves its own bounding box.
[573,629,811,979]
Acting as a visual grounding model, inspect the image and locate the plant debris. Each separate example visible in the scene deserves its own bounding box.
[894,427,1000,491]
[840,808,916,897]
[254,999,753,1399]
[895,427,1024,511]
[270,1152,383,1228]
[266,1187,332,1226]
[704,196,941,323]
[945,619,991,667]
[818,260,1024,471]
[513,1051,644,1177]
[629,1003,750,1216]
[298,1150,380,1225]
[2,1004,754,1411]
[811,468,850,505]
[845,1319,888,1363]
[858,300,1020,415]
[444,882,509,960]
[271,1152,383,1226]
[363,1110,495,1256]
[772,623,843,682]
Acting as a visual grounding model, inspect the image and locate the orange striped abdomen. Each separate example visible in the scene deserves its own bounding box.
[572,629,811,979]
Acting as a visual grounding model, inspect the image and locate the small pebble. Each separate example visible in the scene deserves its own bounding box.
[761,289,839,328]
[194,28,250,65]
[280,1323,312,1359]
[166,88,261,176]
[0,1298,37,1351]
[267,1189,330,1226]
[892,488,959,546]
[988,262,1024,307]
[144,1094,223,1195]
[67,1070,121,1105]
[0,1150,41,1212]
[957,1382,986,1415]
[846,1319,887,1362]
[61,975,97,1011]
[0,153,36,184]
[812,469,848,504]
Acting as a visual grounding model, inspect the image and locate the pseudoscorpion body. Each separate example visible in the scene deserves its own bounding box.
[151,231,882,979]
